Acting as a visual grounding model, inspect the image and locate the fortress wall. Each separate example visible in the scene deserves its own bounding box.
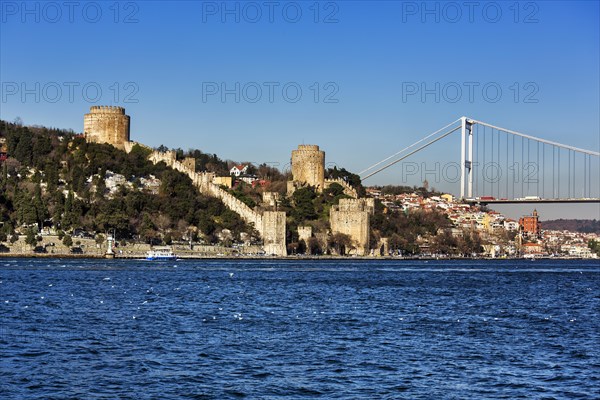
[123,141,152,154]
[377,237,390,256]
[207,182,264,230]
[148,150,176,166]
[330,198,371,256]
[324,178,358,198]
[182,157,196,173]
[335,198,374,214]
[146,152,263,229]
[145,153,288,255]
[262,191,280,207]
[286,181,297,196]
[262,211,287,256]
[298,226,312,243]
[82,106,287,256]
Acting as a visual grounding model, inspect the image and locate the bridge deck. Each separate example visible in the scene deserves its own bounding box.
[464,199,600,205]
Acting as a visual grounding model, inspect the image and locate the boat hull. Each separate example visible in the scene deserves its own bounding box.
[146,256,176,261]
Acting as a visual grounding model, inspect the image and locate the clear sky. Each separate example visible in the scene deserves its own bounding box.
[1,1,599,219]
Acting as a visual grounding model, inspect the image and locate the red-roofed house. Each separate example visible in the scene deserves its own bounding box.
[230,164,248,177]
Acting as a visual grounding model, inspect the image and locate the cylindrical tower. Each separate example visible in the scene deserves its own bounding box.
[83,106,130,150]
[291,144,325,191]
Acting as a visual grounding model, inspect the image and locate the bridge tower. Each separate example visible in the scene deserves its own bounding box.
[460,117,474,199]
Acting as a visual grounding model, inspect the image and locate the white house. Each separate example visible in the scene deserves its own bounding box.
[504,220,519,231]
[230,164,248,177]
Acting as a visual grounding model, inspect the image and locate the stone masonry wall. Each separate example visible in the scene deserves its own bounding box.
[123,141,152,154]
[84,106,130,150]
[324,178,358,198]
[262,211,287,256]
[182,157,196,173]
[140,149,287,256]
[291,144,325,192]
[262,192,280,207]
[330,198,373,256]
[298,226,312,243]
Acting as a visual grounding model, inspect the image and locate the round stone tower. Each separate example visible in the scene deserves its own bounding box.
[83,106,130,150]
[291,144,325,191]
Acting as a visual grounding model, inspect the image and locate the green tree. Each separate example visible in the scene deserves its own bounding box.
[291,187,317,222]
[14,129,33,164]
[12,187,35,226]
[589,239,600,256]
[25,228,37,248]
[62,234,73,247]
[326,167,365,197]
[33,184,47,228]
[95,234,105,246]
[32,134,52,168]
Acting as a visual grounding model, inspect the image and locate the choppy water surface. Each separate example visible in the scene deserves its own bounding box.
[1,258,599,399]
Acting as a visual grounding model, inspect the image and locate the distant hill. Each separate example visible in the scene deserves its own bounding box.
[542,219,600,234]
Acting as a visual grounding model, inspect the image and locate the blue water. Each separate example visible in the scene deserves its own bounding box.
[1,258,599,399]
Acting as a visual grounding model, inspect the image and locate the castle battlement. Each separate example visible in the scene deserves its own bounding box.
[334,198,375,214]
[89,105,126,114]
[84,106,130,150]
[330,198,372,256]
[290,144,325,193]
[296,144,321,151]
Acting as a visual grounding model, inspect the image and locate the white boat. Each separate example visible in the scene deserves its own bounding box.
[146,247,176,260]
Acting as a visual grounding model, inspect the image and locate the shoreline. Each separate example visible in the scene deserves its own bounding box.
[0,253,596,261]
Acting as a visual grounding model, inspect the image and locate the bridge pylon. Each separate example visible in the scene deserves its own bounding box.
[360,116,599,202]
[460,117,474,199]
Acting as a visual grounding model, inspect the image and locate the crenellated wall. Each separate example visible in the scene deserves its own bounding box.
[330,198,373,256]
[182,157,196,173]
[123,141,152,154]
[142,149,287,256]
[86,105,288,256]
[262,211,287,256]
[262,191,280,207]
[148,150,176,166]
[324,178,358,198]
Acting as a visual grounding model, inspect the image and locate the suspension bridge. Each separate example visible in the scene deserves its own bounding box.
[360,117,600,204]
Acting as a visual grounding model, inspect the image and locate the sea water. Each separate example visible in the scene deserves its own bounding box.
[1,258,599,399]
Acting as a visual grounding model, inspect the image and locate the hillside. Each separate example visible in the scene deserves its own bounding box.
[0,120,252,246]
[0,119,487,257]
[542,219,600,234]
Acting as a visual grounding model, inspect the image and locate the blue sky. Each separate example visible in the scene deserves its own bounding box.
[1,1,599,217]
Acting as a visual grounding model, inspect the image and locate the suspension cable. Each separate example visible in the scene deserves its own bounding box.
[359,118,462,175]
[360,125,462,180]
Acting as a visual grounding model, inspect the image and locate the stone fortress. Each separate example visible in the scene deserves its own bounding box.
[83,106,373,256]
[287,144,358,199]
[287,144,372,255]
[288,145,325,193]
[84,106,130,151]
